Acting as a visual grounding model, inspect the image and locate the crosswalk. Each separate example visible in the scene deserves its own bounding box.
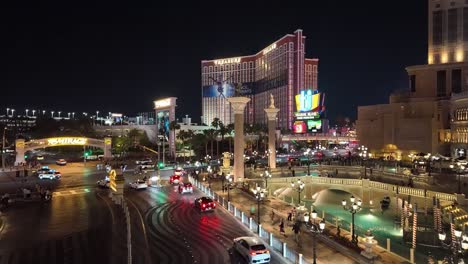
[0,229,111,264]
[53,188,92,197]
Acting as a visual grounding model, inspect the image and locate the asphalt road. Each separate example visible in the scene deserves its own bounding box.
[125,179,285,264]
[0,161,285,264]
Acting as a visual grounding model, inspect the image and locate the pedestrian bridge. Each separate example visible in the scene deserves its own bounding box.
[15,137,112,165]
[280,134,357,142]
[267,176,463,209]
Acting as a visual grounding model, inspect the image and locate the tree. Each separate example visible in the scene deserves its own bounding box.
[211,118,221,157]
[177,129,195,161]
[203,129,217,158]
[169,120,180,161]
[226,123,234,153]
[190,133,208,159]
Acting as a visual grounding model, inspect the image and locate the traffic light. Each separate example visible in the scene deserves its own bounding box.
[24,155,28,159]
[158,161,164,169]
[84,150,92,157]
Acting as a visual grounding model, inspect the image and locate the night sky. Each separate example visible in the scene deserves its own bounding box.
[0,1,427,124]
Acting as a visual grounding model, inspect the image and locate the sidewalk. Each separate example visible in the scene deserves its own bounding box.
[204,180,409,264]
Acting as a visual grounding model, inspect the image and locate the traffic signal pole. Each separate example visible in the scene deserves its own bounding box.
[83,145,86,167]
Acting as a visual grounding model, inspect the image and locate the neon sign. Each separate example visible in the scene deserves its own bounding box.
[154,98,172,109]
[214,57,241,65]
[47,137,88,146]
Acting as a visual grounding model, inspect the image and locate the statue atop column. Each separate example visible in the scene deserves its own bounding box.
[269,94,275,108]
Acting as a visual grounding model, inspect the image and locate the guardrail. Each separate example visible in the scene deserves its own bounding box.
[269,176,458,202]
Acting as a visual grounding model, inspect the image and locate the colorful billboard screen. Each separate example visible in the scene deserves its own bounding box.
[293,121,307,134]
[202,82,253,98]
[307,119,322,132]
[295,90,323,113]
[202,84,235,98]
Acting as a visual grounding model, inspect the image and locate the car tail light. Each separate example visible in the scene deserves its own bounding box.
[202,203,206,208]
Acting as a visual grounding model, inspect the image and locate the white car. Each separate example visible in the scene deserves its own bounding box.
[140,162,155,171]
[174,168,185,176]
[130,179,148,190]
[39,171,61,180]
[97,178,110,188]
[136,158,152,165]
[56,159,67,166]
[233,237,270,264]
[178,182,193,194]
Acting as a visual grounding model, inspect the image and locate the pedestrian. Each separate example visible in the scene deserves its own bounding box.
[292,207,297,221]
[292,221,301,247]
[279,218,286,237]
[287,211,292,222]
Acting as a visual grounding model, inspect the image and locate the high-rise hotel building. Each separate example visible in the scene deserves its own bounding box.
[357,0,468,158]
[201,29,318,129]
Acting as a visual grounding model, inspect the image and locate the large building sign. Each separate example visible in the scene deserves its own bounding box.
[293,89,326,133]
[47,137,88,146]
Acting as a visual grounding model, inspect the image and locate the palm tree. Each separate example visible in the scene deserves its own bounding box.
[203,129,217,158]
[226,123,234,153]
[177,129,195,161]
[211,118,221,157]
[169,120,180,161]
[218,122,228,154]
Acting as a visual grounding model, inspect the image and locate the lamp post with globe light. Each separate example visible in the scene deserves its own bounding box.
[303,209,325,264]
[342,195,362,245]
[450,163,465,194]
[291,179,305,205]
[226,174,233,201]
[252,185,266,234]
[438,228,468,263]
[260,170,272,188]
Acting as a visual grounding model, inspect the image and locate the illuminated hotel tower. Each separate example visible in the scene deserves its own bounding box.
[428,0,468,64]
[201,29,318,129]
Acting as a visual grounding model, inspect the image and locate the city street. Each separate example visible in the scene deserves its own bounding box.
[125,172,286,264]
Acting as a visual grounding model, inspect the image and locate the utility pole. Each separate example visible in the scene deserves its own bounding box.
[2,127,6,170]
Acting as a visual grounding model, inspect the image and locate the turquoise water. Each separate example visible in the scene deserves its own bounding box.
[309,189,445,263]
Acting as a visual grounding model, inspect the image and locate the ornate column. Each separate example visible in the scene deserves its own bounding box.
[15,139,25,165]
[264,94,279,169]
[103,137,112,160]
[227,97,251,182]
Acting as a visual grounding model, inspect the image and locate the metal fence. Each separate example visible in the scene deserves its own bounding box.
[284,243,298,263]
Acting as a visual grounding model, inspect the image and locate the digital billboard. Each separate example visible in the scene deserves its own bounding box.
[307,119,322,132]
[293,121,307,134]
[293,89,325,133]
[157,111,170,140]
[202,82,253,98]
[294,90,324,113]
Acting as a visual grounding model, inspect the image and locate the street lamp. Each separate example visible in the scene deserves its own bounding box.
[291,179,305,205]
[11,109,15,117]
[42,110,46,115]
[32,110,36,117]
[450,163,465,194]
[252,185,266,234]
[83,112,88,117]
[25,109,29,117]
[58,111,61,118]
[260,170,272,188]
[226,174,233,201]
[2,127,6,170]
[6,108,9,116]
[304,209,326,264]
[72,112,75,119]
[68,112,71,119]
[342,195,362,245]
[438,228,468,263]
